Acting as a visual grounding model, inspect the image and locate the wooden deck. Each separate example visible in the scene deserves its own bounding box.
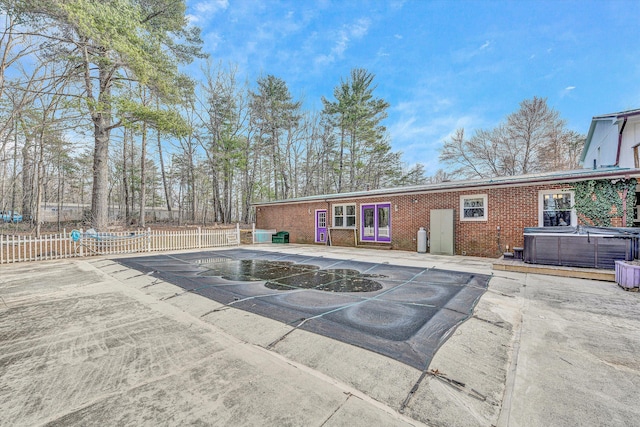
[492,257,616,282]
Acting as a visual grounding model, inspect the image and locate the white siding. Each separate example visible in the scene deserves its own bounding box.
[618,117,640,168]
[582,119,618,168]
[583,116,640,169]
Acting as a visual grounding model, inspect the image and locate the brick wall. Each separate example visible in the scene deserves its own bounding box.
[256,181,629,258]
[256,202,328,244]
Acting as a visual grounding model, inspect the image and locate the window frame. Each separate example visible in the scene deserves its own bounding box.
[332,203,356,228]
[459,194,488,222]
[538,190,577,227]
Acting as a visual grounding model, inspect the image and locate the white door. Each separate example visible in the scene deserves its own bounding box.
[430,209,454,255]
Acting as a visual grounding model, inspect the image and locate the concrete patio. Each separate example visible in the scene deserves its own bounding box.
[1,244,638,426]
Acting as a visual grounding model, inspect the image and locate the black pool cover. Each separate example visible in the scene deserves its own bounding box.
[116,249,491,370]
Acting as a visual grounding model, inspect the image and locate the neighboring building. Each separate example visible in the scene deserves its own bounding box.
[581,108,640,169]
[255,167,639,258]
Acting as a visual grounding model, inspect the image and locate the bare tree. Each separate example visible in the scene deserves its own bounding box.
[440,97,584,179]
[506,97,560,174]
[428,169,451,184]
[440,128,488,179]
[196,62,250,223]
[544,129,584,171]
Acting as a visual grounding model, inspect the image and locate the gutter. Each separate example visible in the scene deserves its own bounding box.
[325,199,331,246]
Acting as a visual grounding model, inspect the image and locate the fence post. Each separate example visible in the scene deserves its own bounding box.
[198,226,202,249]
[236,223,240,246]
[0,233,3,264]
[252,223,255,244]
[147,227,151,252]
[79,228,84,258]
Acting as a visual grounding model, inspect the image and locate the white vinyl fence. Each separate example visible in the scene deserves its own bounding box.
[0,225,241,264]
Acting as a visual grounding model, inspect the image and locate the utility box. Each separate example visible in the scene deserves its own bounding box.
[271,231,290,244]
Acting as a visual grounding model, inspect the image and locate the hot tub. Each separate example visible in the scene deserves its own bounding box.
[523,226,640,269]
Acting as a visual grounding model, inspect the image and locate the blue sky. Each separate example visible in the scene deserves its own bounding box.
[186,0,640,174]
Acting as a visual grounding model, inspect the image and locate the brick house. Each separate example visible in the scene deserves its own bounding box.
[254,167,640,258]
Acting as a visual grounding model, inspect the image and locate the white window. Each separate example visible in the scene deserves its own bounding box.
[317,211,326,228]
[539,190,576,227]
[460,194,487,221]
[333,204,356,228]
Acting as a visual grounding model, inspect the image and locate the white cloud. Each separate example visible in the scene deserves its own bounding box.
[315,17,371,66]
[388,89,486,172]
[390,112,478,144]
[333,31,350,57]
[390,0,406,10]
[394,98,453,115]
[560,86,576,98]
[202,31,223,52]
[349,18,370,38]
[194,0,229,14]
[188,0,228,24]
[390,112,481,174]
[452,40,493,63]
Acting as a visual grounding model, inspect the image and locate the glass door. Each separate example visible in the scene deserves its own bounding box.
[360,203,391,242]
[362,205,375,241]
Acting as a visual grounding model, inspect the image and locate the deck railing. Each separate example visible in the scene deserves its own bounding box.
[0,225,241,264]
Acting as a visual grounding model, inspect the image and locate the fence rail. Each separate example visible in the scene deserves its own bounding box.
[0,225,242,264]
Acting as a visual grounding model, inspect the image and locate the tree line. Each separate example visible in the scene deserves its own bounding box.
[0,1,583,233]
[0,1,427,232]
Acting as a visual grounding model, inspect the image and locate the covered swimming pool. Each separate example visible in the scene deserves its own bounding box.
[116,249,491,370]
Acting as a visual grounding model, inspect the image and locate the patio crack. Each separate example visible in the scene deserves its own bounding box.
[319,392,358,427]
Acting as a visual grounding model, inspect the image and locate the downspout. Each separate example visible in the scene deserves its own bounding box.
[325,200,331,246]
[622,187,628,227]
[615,116,628,166]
